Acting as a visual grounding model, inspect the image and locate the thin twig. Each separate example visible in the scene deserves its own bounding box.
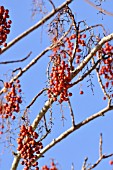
[92,57,111,100]
[84,0,113,17]
[39,129,51,142]
[81,132,113,170]
[99,133,102,157]
[71,59,100,87]
[81,157,88,170]
[67,99,75,127]
[43,115,49,132]
[48,0,56,10]
[71,163,75,170]
[0,47,50,95]
[0,52,32,64]
[26,88,47,109]
[79,24,107,36]
[87,154,113,170]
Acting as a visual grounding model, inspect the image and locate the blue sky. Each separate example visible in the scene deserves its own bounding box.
[0,0,113,170]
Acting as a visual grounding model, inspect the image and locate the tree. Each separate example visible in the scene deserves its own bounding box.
[0,0,113,170]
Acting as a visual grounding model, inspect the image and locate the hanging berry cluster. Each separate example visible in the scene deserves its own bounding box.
[48,59,72,103]
[42,160,58,170]
[0,6,12,51]
[0,79,22,120]
[47,33,86,103]
[65,33,86,64]
[17,125,43,170]
[98,42,113,99]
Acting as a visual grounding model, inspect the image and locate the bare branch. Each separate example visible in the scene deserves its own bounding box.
[0,52,32,65]
[36,103,113,160]
[87,153,113,170]
[10,154,21,170]
[39,129,51,142]
[99,133,102,157]
[1,0,73,54]
[82,157,88,170]
[11,98,113,169]
[26,88,47,109]
[48,0,56,10]
[79,24,107,35]
[92,57,111,100]
[71,33,113,78]
[32,98,54,130]
[71,59,100,86]
[0,47,50,95]
[43,115,49,132]
[67,99,75,127]
[84,0,113,17]
[82,133,113,170]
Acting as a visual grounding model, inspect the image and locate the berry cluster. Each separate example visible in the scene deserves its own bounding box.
[0,80,22,120]
[65,33,86,64]
[0,6,12,51]
[48,33,86,103]
[98,42,113,99]
[48,59,72,103]
[42,160,58,170]
[17,125,43,170]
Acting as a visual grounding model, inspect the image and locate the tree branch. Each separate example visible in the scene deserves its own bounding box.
[0,47,50,95]
[1,0,73,54]
[71,33,113,78]
[0,52,32,64]
[36,103,113,160]
[84,0,113,17]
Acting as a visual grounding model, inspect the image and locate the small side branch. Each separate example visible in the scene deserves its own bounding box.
[87,154,113,170]
[48,0,56,11]
[67,99,75,127]
[0,47,50,95]
[26,88,47,109]
[82,157,88,170]
[0,52,32,64]
[99,133,102,157]
[71,59,100,87]
[82,133,113,170]
[92,57,111,100]
[79,24,106,35]
[84,0,113,17]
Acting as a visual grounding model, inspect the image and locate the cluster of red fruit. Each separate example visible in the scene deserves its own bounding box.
[0,80,22,120]
[65,33,86,64]
[98,42,113,99]
[42,160,58,170]
[17,125,43,170]
[48,59,72,103]
[47,33,86,102]
[0,6,12,51]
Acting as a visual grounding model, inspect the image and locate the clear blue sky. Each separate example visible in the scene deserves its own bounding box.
[0,0,113,170]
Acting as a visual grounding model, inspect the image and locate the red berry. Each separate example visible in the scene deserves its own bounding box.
[12,115,15,120]
[109,160,113,165]
[80,90,84,95]
[103,96,106,100]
